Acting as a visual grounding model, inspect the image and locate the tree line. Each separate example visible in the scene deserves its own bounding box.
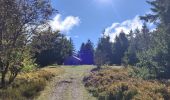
[94,0,170,79]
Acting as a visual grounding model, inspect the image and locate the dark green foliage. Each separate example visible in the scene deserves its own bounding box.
[141,0,170,26]
[95,31,128,67]
[124,23,164,78]
[79,39,94,65]
[136,0,170,78]
[124,24,151,66]
[112,31,129,65]
[137,27,170,78]
[94,35,113,68]
[129,67,154,80]
[31,29,74,66]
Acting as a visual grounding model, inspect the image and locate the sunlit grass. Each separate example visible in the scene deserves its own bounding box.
[0,66,64,100]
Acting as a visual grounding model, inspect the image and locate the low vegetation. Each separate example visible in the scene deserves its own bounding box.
[0,0,170,99]
[0,67,64,100]
[83,67,170,100]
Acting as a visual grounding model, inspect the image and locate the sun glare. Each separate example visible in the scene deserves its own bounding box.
[95,0,113,4]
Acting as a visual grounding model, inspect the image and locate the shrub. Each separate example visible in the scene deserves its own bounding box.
[21,79,46,98]
[129,67,155,80]
[0,67,64,100]
[0,87,25,100]
[84,68,170,100]
[21,49,37,72]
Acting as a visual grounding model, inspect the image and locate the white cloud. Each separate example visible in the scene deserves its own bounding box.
[50,14,80,33]
[66,36,71,40]
[104,16,146,42]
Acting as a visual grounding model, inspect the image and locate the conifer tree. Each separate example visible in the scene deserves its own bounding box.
[79,40,94,65]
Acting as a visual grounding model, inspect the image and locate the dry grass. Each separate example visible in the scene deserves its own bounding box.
[84,67,170,100]
[0,66,64,100]
[17,66,64,81]
[37,65,97,100]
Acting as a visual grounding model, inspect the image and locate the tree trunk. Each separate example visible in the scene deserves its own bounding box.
[1,72,6,88]
[8,73,18,85]
[1,64,8,88]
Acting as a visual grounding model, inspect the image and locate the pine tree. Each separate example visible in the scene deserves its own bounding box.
[79,40,94,65]
[123,30,138,65]
[95,35,112,67]
[112,31,129,65]
[32,30,74,66]
[139,0,170,78]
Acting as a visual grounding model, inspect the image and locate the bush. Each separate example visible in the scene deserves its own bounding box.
[0,67,64,100]
[0,87,24,100]
[129,67,155,80]
[21,79,46,98]
[84,68,170,100]
[21,50,37,72]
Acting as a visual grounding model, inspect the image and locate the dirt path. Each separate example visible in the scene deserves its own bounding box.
[37,66,97,100]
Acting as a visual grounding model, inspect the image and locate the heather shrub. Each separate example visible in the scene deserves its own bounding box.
[84,68,170,100]
[0,67,64,100]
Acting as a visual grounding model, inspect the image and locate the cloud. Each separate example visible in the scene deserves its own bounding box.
[104,16,154,42]
[50,14,80,33]
[66,36,71,40]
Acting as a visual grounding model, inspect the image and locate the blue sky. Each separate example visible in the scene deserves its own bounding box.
[50,0,151,50]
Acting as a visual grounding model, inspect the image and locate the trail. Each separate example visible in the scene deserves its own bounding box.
[37,66,97,100]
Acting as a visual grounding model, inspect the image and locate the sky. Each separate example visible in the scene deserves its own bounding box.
[50,0,152,51]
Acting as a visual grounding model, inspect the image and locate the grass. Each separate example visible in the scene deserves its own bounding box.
[62,65,96,76]
[0,66,64,100]
[83,67,170,100]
